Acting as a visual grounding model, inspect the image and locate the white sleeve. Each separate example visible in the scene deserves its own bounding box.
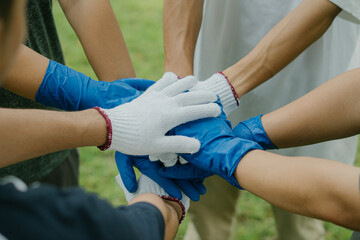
[329,0,360,22]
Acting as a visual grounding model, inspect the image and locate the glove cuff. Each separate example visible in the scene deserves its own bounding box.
[100,105,140,153]
[201,72,239,116]
[93,107,113,150]
[242,115,278,150]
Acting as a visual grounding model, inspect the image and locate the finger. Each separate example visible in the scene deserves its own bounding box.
[163,158,178,167]
[159,164,202,180]
[123,78,155,91]
[162,75,197,97]
[173,103,221,127]
[149,154,160,161]
[193,180,207,195]
[175,180,200,201]
[115,152,138,193]
[179,157,188,164]
[173,91,217,107]
[156,136,200,154]
[149,72,178,92]
[157,153,178,167]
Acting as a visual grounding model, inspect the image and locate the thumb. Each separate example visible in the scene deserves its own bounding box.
[115,152,138,193]
[123,78,155,91]
[156,136,200,154]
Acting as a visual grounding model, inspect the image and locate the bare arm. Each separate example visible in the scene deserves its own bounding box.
[261,68,360,148]
[163,0,204,76]
[59,0,135,81]
[235,150,360,231]
[129,193,181,240]
[222,0,341,97]
[3,45,49,100]
[0,108,106,167]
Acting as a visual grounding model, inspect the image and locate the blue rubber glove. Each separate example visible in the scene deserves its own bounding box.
[160,106,263,189]
[233,115,277,150]
[115,152,206,201]
[35,60,154,111]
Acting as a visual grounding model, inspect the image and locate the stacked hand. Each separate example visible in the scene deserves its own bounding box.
[159,104,263,189]
[149,71,240,167]
[97,72,220,155]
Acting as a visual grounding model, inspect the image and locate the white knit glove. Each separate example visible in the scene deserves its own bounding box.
[95,72,220,155]
[149,72,239,166]
[116,174,190,223]
[191,72,239,116]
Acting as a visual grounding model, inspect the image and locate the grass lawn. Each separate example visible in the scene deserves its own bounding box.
[53,1,359,239]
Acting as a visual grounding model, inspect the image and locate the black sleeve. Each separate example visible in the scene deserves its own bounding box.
[0,183,164,240]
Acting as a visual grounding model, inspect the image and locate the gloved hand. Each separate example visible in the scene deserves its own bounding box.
[159,104,263,189]
[115,152,206,201]
[233,115,277,150]
[95,72,221,155]
[35,60,154,111]
[116,174,190,223]
[149,71,239,165]
[191,72,239,116]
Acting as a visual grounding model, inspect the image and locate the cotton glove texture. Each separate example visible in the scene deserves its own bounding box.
[100,72,221,155]
[36,60,154,111]
[116,174,190,212]
[191,72,239,116]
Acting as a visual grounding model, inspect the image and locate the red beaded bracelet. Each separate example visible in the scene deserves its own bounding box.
[93,107,112,151]
[160,195,186,224]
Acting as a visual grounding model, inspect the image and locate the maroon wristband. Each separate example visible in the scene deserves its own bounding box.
[93,107,112,151]
[160,195,186,224]
[217,71,240,106]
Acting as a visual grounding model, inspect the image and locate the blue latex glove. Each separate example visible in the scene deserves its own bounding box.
[233,115,277,150]
[160,105,263,189]
[35,60,155,111]
[115,152,206,201]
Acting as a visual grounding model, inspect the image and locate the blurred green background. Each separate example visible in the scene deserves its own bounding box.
[53,1,360,239]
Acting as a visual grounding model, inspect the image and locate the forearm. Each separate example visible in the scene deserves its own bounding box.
[261,68,360,148]
[163,0,204,76]
[223,0,341,98]
[59,0,135,81]
[129,193,180,240]
[235,150,360,231]
[3,45,49,100]
[0,108,106,167]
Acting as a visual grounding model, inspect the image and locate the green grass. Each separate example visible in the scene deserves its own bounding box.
[53,1,359,239]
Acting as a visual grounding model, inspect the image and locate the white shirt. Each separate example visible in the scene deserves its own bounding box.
[194,0,360,163]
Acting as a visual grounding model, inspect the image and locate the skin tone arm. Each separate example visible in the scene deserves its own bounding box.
[130,193,181,240]
[163,0,204,76]
[163,0,341,97]
[234,69,360,230]
[235,150,360,231]
[262,68,360,148]
[59,0,135,80]
[3,45,49,100]
[0,108,106,168]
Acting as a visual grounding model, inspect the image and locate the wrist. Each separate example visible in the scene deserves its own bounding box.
[93,107,112,150]
[223,52,274,98]
[161,196,186,224]
[77,109,107,147]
